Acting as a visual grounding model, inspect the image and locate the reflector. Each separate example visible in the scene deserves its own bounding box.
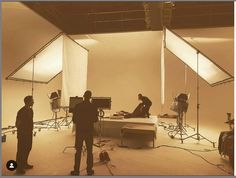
[7,34,64,83]
[165,28,233,86]
[6,33,89,106]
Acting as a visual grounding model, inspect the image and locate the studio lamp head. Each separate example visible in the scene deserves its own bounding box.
[50,92,59,100]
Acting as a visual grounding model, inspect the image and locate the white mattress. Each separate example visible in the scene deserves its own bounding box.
[101,115,158,125]
[94,115,158,137]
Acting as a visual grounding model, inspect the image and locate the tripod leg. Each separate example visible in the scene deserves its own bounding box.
[198,134,216,147]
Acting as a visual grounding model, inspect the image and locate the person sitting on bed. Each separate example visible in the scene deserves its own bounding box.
[138,94,152,118]
[120,99,150,119]
[122,103,145,118]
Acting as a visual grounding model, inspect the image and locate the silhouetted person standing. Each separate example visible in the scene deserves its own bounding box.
[138,94,152,118]
[15,96,34,174]
[71,90,98,176]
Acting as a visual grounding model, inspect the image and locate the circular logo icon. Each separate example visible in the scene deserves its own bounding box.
[6,160,17,171]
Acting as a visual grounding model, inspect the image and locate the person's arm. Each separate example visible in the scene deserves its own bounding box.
[15,110,21,128]
[93,106,99,123]
[72,105,78,124]
[143,97,152,105]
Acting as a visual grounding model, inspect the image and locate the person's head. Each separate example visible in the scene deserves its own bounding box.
[83,90,92,101]
[24,95,34,107]
[138,93,142,100]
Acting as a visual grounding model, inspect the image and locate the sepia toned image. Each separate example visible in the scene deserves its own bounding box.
[2,1,234,176]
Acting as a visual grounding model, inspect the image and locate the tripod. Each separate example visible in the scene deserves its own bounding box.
[47,109,61,131]
[168,105,188,141]
[47,99,61,131]
[59,106,72,128]
[181,52,215,147]
[183,113,195,131]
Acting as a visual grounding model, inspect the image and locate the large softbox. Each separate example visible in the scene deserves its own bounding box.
[164,28,233,86]
[6,33,88,106]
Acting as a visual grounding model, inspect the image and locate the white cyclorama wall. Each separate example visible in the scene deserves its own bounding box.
[84,31,162,117]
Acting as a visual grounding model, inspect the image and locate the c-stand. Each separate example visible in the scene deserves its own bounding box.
[93,109,110,148]
[168,102,188,141]
[181,52,215,147]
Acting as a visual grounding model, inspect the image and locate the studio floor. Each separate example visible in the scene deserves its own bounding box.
[2,120,234,176]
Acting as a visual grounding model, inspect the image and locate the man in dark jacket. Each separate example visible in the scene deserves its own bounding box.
[138,94,152,118]
[15,95,34,174]
[71,90,98,176]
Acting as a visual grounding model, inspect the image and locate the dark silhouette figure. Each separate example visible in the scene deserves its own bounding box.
[71,90,98,176]
[138,94,152,118]
[15,96,34,175]
[121,103,145,118]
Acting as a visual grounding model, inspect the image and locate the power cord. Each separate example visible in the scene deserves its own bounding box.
[155,145,233,175]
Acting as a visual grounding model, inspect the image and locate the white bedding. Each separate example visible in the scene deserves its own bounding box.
[94,115,158,137]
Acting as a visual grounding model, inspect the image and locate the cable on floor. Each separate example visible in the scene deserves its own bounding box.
[155,144,233,175]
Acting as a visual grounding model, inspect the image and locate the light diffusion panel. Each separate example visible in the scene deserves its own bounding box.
[8,35,63,83]
[61,36,88,106]
[165,28,233,86]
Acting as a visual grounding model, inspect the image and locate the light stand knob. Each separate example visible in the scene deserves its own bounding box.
[98,109,105,117]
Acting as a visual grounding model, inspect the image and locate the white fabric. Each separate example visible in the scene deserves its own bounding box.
[161,32,165,105]
[165,28,232,86]
[11,36,63,83]
[61,36,88,106]
[184,65,188,92]
[94,116,158,138]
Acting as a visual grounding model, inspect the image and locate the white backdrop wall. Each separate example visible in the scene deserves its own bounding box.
[85,31,161,115]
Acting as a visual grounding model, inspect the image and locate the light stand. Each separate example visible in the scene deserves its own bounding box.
[183,112,195,131]
[183,66,195,132]
[181,52,216,147]
[59,106,72,128]
[47,98,61,131]
[168,99,188,141]
[93,109,110,148]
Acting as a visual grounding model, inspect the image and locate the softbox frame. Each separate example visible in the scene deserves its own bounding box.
[164,27,234,86]
[6,32,89,107]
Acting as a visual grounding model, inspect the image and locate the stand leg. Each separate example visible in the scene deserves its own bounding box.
[168,112,188,143]
[182,133,216,147]
[93,111,110,148]
[182,53,216,148]
[47,112,61,131]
